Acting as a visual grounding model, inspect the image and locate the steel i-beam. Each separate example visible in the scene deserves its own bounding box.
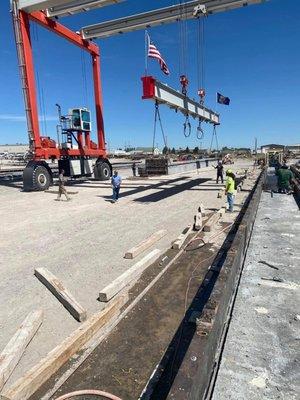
[17,0,123,14]
[81,0,267,39]
[142,76,219,125]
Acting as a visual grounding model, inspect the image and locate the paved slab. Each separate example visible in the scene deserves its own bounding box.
[212,170,300,400]
[0,160,252,389]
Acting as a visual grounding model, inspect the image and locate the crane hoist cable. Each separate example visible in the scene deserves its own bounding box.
[196,14,207,141]
[197,16,206,102]
[210,124,219,151]
[178,0,188,79]
[178,1,192,138]
[152,102,168,153]
[178,0,189,95]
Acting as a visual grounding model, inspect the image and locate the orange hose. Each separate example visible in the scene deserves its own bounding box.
[55,390,122,400]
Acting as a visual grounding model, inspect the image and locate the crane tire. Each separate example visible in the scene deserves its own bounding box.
[23,162,52,191]
[95,161,111,181]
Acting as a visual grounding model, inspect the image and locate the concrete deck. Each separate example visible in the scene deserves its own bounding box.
[212,170,300,400]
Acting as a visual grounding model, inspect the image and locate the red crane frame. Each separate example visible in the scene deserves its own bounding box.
[18,9,106,160]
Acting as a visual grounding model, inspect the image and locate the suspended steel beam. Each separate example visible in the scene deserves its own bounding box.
[17,0,70,12]
[81,0,267,39]
[142,76,219,125]
[46,0,124,18]
[17,0,123,14]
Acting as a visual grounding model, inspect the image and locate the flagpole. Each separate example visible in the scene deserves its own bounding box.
[215,92,218,113]
[145,30,149,76]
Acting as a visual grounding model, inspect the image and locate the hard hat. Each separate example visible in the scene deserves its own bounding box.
[226,169,233,174]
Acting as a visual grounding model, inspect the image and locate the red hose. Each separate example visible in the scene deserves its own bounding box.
[55,390,122,400]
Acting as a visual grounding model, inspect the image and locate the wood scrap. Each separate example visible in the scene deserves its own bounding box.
[0,310,43,391]
[99,249,161,302]
[1,295,127,400]
[124,229,167,259]
[198,203,205,216]
[34,268,87,322]
[172,225,193,250]
[194,212,203,231]
[203,212,220,232]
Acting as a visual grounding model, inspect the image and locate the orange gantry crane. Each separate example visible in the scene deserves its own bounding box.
[11,0,267,191]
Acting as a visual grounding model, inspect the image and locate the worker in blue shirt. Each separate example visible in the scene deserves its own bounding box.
[111,170,122,203]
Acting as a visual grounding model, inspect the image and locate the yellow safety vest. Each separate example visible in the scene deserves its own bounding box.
[226,176,235,194]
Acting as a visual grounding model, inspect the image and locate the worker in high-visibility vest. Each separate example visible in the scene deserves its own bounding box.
[225,169,235,212]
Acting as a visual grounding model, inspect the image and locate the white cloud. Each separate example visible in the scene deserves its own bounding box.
[0,114,58,122]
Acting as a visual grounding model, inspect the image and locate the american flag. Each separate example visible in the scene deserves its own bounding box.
[147,35,170,75]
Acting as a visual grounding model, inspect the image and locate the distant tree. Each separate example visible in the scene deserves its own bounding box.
[193,146,199,154]
[171,147,176,154]
[162,145,169,154]
[185,146,190,153]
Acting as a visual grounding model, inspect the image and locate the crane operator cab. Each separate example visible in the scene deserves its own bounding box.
[57,107,108,179]
[70,108,92,132]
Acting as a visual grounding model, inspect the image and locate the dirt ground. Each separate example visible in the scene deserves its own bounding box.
[0,159,253,390]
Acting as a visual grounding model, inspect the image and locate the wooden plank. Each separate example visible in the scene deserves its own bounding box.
[124,229,167,259]
[0,310,43,391]
[198,203,206,216]
[194,212,203,231]
[99,249,161,302]
[218,207,226,216]
[172,225,192,250]
[34,268,87,322]
[203,212,220,232]
[1,295,127,400]
[23,225,206,400]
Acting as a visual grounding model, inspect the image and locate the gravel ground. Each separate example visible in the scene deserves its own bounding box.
[0,160,252,389]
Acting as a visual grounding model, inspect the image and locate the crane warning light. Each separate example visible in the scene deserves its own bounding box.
[141,76,156,99]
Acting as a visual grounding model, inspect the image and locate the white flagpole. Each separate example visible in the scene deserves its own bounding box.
[145,30,150,76]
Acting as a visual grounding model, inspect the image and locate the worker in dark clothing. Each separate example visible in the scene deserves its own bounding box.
[56,169,70,201]
[214,161,224,184]
[132,162,137,177]
[277,164,294,194]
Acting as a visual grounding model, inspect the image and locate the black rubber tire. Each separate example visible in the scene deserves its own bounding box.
[32,165,51,190]
[95,161,111,180]
[23,163,51,191]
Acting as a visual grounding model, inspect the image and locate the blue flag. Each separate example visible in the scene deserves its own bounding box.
[217,92,230,105]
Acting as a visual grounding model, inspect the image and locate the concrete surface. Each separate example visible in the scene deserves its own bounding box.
[212,169,300,400]
[0,160,251,389]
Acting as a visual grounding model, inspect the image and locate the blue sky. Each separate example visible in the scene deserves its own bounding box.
[0,0,299,150]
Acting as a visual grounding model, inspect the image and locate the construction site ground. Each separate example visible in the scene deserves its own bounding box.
[211,170,300,400]
[0,159,254,394]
